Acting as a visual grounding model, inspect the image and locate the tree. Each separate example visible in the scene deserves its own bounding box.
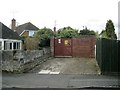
[79,27,96,35]
[34,27,54,47]
[99,30,107,38]
[57,26,79,38]
[100,20,117,39]
[95,31,100,38]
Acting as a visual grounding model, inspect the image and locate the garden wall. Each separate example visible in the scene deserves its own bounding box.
[1,47,51,73]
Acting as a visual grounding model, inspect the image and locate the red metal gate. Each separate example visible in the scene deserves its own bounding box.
[54,38,72,57]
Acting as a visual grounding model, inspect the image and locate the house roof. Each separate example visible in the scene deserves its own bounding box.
[15,22,39,35]
[0,22,22,40]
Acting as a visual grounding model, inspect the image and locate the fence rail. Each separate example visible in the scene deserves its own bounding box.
[96,38,120,75]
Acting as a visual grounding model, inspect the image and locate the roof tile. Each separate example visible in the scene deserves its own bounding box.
[15,22,39,35]
[0,22,22,40]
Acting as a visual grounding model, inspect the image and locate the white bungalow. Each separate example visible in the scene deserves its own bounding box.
[0,22,22,50]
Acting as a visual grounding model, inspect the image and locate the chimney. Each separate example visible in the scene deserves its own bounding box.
[11,18,16,31]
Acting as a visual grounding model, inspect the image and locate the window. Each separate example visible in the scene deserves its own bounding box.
[4,41,11,50]
[10,43,12,49]
[29,31,35,37]
[13,42,17,49]
[13,42,20,50]
[4,41,21,50]
[4,41,8,50]
[16,42,20,49]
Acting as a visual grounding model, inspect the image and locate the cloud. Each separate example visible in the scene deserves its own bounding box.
[0,0,119,32]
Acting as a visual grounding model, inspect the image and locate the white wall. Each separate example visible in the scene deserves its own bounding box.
[118,29,120,40]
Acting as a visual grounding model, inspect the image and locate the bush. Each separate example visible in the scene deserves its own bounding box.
[24,37,39,50]
[57,26,79,38]
[35,27,54,47]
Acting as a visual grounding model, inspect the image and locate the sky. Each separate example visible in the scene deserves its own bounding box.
[0,0,119,35]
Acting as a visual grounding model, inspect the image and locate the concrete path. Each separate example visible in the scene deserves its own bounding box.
[29,58,100,75]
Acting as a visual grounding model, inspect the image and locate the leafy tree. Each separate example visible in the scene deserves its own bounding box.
[100,20,117,39]
[95,31,100,38]
[79,27,96,35]
[99,30,108,38]
[34,27,54,47]
[57,26,79,38]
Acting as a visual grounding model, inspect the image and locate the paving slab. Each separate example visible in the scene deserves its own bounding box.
[38,70,51,74]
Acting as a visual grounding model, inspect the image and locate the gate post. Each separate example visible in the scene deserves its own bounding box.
[50,38,54,57]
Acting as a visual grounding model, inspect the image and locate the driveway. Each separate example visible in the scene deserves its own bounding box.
[2,58,119,88]
[29,58,100,74]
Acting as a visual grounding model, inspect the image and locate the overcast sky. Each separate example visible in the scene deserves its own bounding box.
[0,0,119,34]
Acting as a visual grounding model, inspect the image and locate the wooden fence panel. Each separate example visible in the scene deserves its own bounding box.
[96,38,119,75]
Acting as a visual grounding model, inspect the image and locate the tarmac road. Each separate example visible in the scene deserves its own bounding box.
[1,58,120,89]
[2,73,120,88]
